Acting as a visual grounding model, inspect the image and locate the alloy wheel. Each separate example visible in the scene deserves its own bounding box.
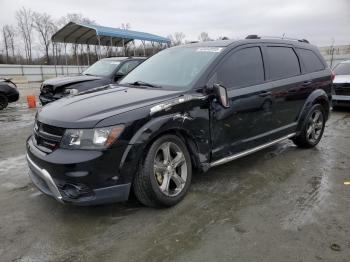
[306,109,324,143]
[153,141,187,197]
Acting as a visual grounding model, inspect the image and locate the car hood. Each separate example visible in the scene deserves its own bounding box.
[38,86,183,128]
[43,75,104,91]
[333,75,350,84]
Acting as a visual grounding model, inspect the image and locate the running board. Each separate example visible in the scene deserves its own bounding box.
[210,133,296,167]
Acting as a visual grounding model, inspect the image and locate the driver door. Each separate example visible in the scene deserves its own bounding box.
[210,45,276,161]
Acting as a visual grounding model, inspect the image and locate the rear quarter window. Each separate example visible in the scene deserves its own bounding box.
[266,46,301,80]
[297,48,325,73]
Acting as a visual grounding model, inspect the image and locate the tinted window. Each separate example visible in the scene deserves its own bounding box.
[333,62,350,75]
[217,47,264,88]
[298,48,324,73]
[267,46,300,79]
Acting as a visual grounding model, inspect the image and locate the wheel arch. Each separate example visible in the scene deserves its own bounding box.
[118,115,206,183]
[296,89,330,133]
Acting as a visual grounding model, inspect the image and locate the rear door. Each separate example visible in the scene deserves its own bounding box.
[296,48,330,98]
[210,44,277,161]
[262,44,308,137]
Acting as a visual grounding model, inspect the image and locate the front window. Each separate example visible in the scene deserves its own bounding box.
[83,60,121,77]
[333,62,350,75]
[120,46,223,90]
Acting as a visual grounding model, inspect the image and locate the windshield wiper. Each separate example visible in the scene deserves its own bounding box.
[126,81,161,88]
[83,73,95,76]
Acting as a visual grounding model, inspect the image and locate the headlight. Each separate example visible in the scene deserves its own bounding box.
[60,125,125,149]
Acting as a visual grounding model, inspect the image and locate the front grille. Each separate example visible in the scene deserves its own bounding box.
[33,121,65,153]
[333,83,350,96]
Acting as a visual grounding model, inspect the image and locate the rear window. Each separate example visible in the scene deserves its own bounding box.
[217,46,265,89]
[333,62,350,75]
[266,46,300,80]
[297,48,325,73]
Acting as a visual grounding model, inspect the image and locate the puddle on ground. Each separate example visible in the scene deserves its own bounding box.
[0,154,26,174]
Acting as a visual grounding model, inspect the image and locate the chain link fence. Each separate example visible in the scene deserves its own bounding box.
[0,64,89,83]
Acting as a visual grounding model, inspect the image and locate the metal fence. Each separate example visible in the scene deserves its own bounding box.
[0,64,89,83]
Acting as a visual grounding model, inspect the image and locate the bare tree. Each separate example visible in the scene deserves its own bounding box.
[168,32,185,46]
[198,32,212,42]
[5,25,16,60]
[2,26,9,63]
[121,23,130,30]
[33,12,54,64]
[2,25,17,63]
[16,7,34,64]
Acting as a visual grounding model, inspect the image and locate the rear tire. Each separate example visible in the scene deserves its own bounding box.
[133,134,192,208]
[0,94,8,110]
[292,104,326,148]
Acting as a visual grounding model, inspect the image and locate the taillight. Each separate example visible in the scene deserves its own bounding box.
[331,71,335,81]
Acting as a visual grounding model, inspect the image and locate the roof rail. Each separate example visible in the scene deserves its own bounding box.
[245,35,309,43]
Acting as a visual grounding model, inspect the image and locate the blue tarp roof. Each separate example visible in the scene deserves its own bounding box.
[52,22,170,46]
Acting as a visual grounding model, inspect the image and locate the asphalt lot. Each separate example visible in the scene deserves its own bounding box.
[0,85,350,262]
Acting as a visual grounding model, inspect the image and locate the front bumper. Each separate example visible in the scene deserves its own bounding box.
[26,136,132,205]
[332,95,350,107]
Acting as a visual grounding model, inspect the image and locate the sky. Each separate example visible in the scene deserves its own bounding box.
[0,0,349,46]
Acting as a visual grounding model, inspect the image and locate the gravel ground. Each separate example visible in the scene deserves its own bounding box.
[0,85,349,262]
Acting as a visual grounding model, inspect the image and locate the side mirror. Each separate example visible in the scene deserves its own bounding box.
[213,83,229,108]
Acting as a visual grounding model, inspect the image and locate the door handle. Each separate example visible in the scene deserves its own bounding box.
[302,81,312,87]
[259,91,271,97]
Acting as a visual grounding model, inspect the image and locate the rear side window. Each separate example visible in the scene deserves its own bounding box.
[297,48,325,73]
[217,47,264,89]
[266,46,300,80]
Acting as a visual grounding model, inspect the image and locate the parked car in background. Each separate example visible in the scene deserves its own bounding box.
[0,78,19,110]
[332,60,350,108]
[39,57,146,105]
[27,36,332,207]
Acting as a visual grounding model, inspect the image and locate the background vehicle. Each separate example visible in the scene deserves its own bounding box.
[39,57,146,105]
[0,78,19,110]
[27,37,332,207]
[332,60,350,108]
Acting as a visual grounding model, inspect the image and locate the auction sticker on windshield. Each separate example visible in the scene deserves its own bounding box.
[196,47,223,52]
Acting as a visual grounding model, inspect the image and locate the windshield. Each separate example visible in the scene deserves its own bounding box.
[83,60,121,77]
[334,62,350,75]
[120,46,223,90]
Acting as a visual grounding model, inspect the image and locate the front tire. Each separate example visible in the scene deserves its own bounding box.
[292,104,326,148]
[0,94,8,110]
[133,134,192,208]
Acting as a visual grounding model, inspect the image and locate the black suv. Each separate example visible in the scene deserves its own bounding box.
[26,37,332,207]
[39,57,145,105]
